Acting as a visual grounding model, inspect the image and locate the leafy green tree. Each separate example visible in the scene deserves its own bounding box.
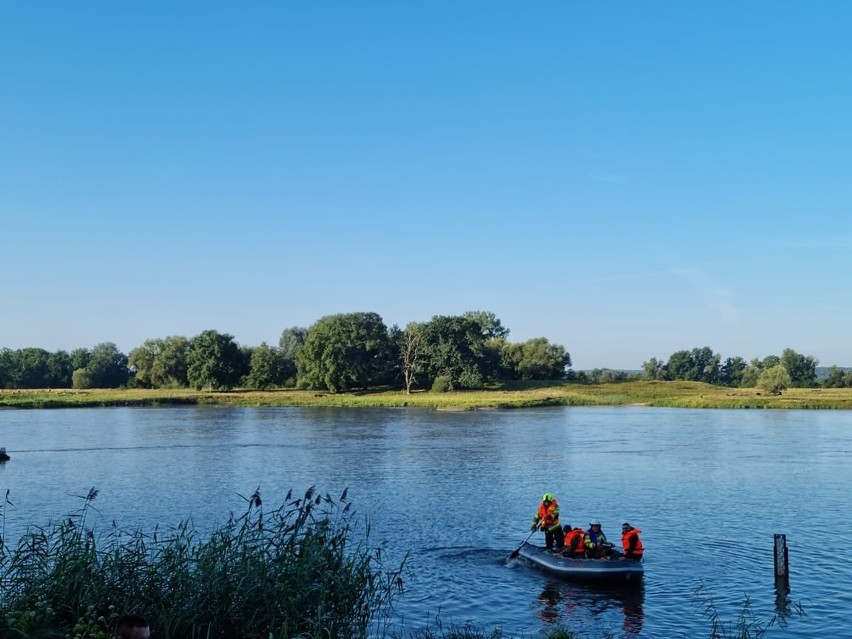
[71,368,92,389]
[85,343,130,388]
[187,330,245,391]
[718,356,747,387]
[279,326,308,385]
[780,348,818,388]
[757,364,791,395]
[46,350,73,387]
[665,350,693,380]
[418,314,502,390]
[70,348,90,371]
[297,313,394,393]
[501,338,571,380]
[664,347,719,382]
[642,357,666,380]
[129,337,190,388]
[463,310,510,339]
[246,342,289,389]
[822,365,851,388]
[11,348,52,388]
[0,348,11,388]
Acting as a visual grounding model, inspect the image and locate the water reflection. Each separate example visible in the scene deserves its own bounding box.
[534,580,645,638]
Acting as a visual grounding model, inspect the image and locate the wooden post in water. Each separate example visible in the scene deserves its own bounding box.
[773,533,790,592]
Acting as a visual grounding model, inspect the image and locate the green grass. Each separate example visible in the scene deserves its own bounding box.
[4,381,852,410]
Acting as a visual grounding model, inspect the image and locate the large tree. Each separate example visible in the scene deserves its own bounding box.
[129,336,190,388]
[780,348,818,387]
[297,313,394,393]
[246,342,289,389]
[187,330,245,391]
[418,314,503,390]
[278,327,308,385]
[501,337,571,380]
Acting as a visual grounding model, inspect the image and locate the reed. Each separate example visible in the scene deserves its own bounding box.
[0,487,404,639]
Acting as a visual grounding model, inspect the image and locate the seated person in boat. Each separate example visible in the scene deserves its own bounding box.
[621,522,644,560]
[561,523,586,557]
[584,519,612,559]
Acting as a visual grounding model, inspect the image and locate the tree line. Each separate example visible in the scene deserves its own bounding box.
[0,311,571,392]
[3,311,847,394]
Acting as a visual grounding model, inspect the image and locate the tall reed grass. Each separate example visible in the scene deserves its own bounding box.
[0,487,405,639]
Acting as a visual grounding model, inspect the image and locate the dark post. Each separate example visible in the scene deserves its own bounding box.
[773,533,790,592]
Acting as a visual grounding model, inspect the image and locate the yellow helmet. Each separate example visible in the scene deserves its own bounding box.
[542,492,554,502]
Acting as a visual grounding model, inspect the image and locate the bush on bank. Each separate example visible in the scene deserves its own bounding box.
[0,487,404,639]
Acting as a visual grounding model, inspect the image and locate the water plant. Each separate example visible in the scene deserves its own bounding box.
[0,486,405,639]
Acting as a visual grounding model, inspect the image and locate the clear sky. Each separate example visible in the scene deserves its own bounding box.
[2,2,851,370]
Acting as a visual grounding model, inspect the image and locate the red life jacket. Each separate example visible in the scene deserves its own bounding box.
[534,499,561,532]
[622,528,644,557]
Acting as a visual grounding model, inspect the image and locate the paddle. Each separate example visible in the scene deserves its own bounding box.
[508,529,536,560]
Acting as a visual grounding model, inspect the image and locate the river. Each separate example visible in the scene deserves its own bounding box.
[0,405,848,638]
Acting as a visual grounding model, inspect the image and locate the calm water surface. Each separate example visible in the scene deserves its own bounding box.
[1,406,850,638]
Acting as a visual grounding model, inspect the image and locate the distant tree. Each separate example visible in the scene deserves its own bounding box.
[72,368,92,389]
[718,356,747,387]
[11,348,52,388]
[84,343,130,388]
[187,330,245,391]
[70,348,90,372]
[46,350,73,387]
[757,364,791,395]
[822,365,851,389]
[246,342,289,389]
[642,357,666,381]
[586,368,632,383]
[501,338,571,380]
[297,313,394,393]
[279,327,308,385]
[418,314,501,390]
[780,348,818,387]
[399,323,425,394]
[665,350,693,380]
[129,337,190,388]
[463,311,510,340]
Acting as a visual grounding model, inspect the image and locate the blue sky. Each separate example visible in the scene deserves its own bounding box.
[2,2,851,369]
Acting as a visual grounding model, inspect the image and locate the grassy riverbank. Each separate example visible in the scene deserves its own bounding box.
[3,380,852,410]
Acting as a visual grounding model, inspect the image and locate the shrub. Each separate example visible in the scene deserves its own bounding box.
[431,376,452,393]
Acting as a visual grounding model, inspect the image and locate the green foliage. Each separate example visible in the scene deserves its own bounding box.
[0,487,404,639]
[245,342,289,389]
[719,357,747,387]
[501,338,571,381]
[278,326,308,384]
[84,343,130,388]
[129,337,190,389]
[431,375,452,393]
[664,347,720,383]
[297,313,395,393]
[72,368,92,389]
[779,348,818,387]
[418,314,504,390]
[757,364,791,395]
[187,330,246,391]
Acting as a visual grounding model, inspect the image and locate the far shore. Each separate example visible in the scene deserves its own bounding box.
[3,380,852,410]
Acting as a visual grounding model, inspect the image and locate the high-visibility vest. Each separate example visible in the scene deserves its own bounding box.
[622,528,644,558]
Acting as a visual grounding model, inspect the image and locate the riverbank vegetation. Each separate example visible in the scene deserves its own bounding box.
[4,380,852,410]
[0,487,404,639]
[3,310,850,397]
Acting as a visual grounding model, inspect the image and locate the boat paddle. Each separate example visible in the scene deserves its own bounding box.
[508,529,536,560]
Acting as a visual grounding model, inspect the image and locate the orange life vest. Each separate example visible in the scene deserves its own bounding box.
[533,499,561,532]
[622,528,644,558]
[563,528,585,555]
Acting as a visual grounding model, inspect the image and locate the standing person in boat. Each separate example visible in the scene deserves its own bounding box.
[621,522,644,560]
[584,519,611,558]
[561,523,586,557]
[530,493,564,552]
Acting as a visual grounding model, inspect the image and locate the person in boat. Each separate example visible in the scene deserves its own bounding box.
[584,519,611,558]
[530,492,564,552]
[621,522,644,560]
[561,523,586,557]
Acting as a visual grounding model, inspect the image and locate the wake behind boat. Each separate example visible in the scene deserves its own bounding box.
[517,543,644,582]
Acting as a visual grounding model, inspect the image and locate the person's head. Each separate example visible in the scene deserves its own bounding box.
[115,615,150,639]
[622,522,633,532]
[542,492,554,504]
[563,524,571,533]
[589,519,601,530]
